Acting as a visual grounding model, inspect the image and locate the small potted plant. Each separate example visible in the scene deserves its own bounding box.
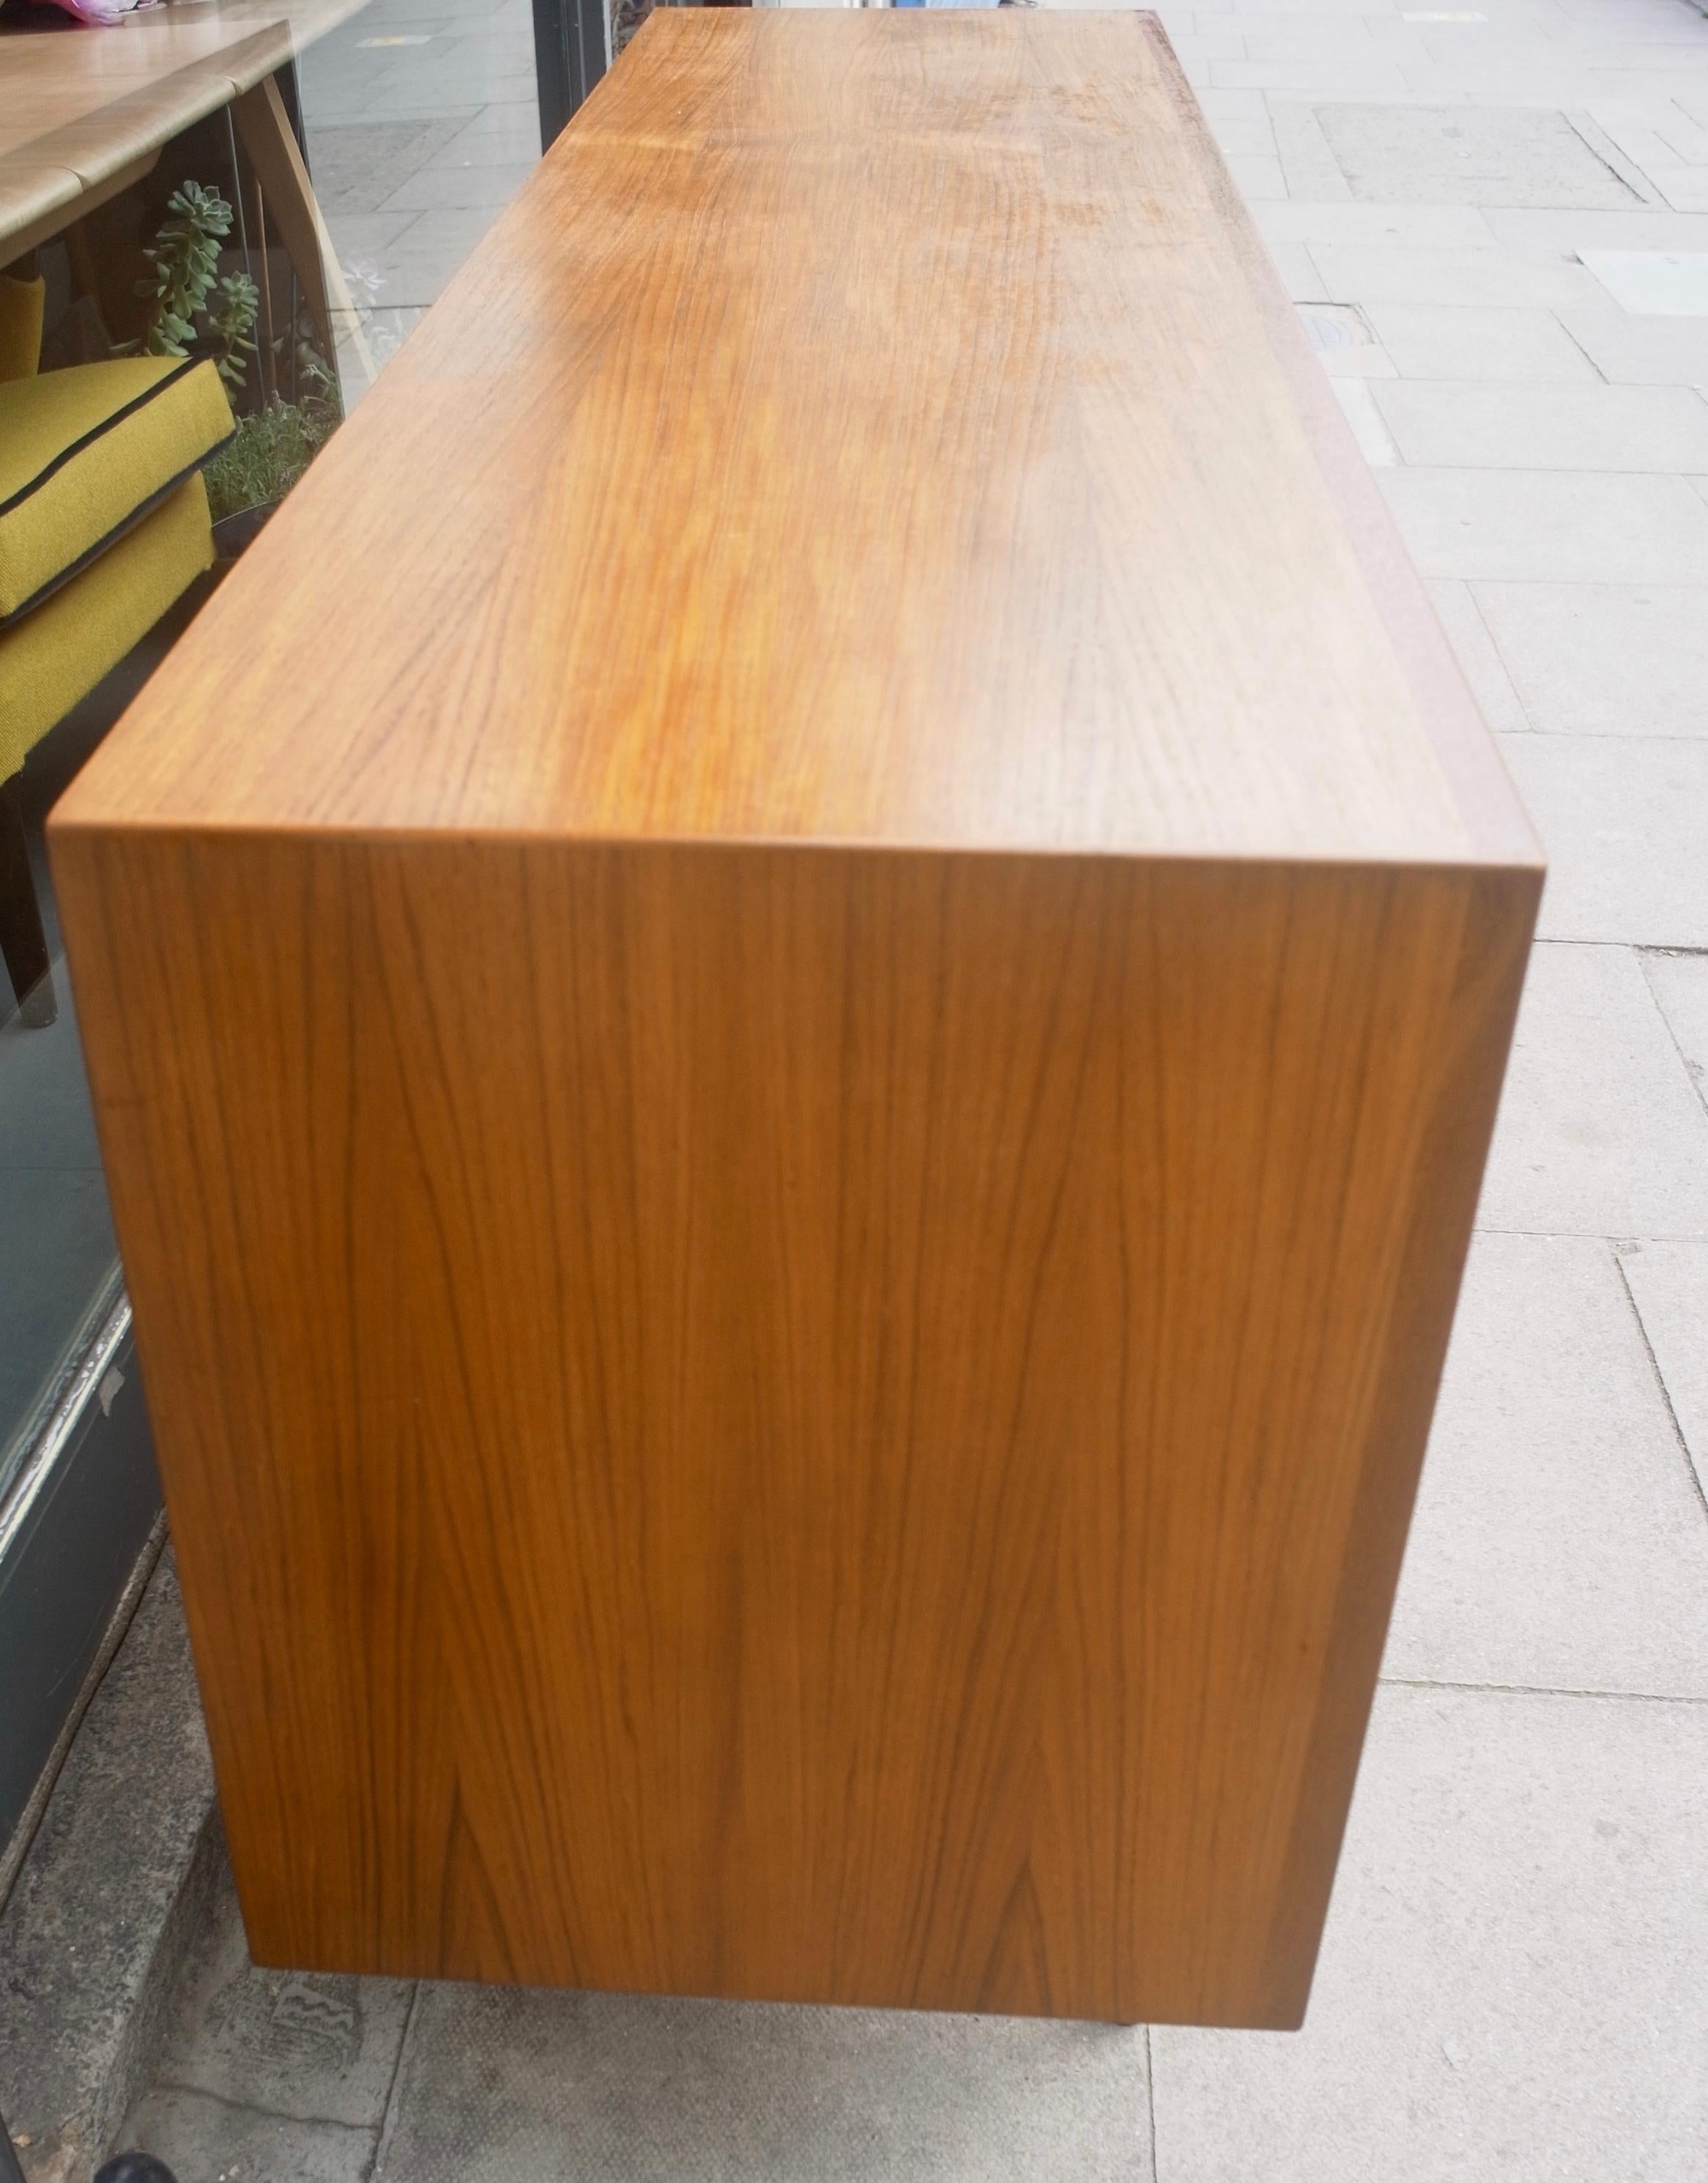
[133,179,341,555]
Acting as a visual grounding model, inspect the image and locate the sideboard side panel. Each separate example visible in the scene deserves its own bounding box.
[51,829,1534,2024]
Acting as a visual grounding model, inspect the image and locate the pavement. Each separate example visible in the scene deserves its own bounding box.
[0,1559,220,2183]
[100,0,1708,2176]
[294,0,541,400]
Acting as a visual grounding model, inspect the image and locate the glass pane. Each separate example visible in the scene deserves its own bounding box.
[0,649,152,1498]
[297,0,543,409]
[0,0,556,1489]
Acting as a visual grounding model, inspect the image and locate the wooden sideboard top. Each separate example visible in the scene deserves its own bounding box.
[55,7,1538,870]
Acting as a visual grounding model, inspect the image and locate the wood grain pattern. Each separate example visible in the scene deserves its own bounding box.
[55,9,1531,866]
[0,0,368,242]
[50,10,1541,2028]
[0,165,85,266]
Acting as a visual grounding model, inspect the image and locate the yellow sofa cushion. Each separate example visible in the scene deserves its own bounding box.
[0,357,232,625]
[0,472,213,782]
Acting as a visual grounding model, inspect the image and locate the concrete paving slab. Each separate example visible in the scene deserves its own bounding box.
[1539,108,1678,201]
[1195,86,1274,119]
[1385,1231,1708,1696]
[1244,23,1392,56]
[1364,298,1603,375]
[1655,103,1708,162]
[1583,60,1708,101]
[1369,375,1708,466]
[1582,247,1708,310]
[1641,946,1708,1105]
[1501,732,1708,942]
[1559,0,1704,26]
[1569,7,1708,41]
[1556,299,1708,379]
[1212,58,1413,87]
[1484,204,1708,248]
[375,1987,1153,2183]
[428,100,541,163]
[1649,164,1708,211]
[1547,108,1679,186]
[319,210,420,282]
[1310,237,1606,301]
[1313,100,1647,204]
[121,2089,376,2183]
[1167,29,1250,58]
[1258,236,1319,294]
[1395,63,1610,99]
[143,1858,415,2130]
[1471,580,1708,734]
[1620,1234,1708,1502]
[1211,114,1281,154]
[1330,373,1403,455]
[304,114,475,215]
[1477,940,1708,1237]
[1223,149,1291,194]
[378,159,535,212]
[1235,0,1413,16]
[1314,332,1401,371]
[1151,1686,1708,2182]
[1425,577,1532,729]
[364,207,516,305]
[1270,101,1357,196]
[1253,196,1496,240]
[1378,467,1708,580]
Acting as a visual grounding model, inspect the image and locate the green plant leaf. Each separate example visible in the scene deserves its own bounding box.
[137,179,240,358]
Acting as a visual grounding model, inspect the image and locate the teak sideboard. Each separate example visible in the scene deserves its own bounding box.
[50,7,1542,2030]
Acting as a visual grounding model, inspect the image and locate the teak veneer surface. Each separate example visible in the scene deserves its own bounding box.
[51,9,1542,2031]
[58,7,1529,864]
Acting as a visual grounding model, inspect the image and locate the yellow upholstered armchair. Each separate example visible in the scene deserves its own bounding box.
[0,266,231,1026]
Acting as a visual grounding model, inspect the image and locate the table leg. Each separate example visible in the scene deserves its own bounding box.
[232,75,376,392]
[0,771,56,1029]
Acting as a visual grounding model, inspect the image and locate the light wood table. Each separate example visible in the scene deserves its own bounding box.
[51,8,1542,2030]
[0,0,372,367]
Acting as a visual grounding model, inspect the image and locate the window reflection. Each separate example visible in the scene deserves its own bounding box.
[0,0,545,1473]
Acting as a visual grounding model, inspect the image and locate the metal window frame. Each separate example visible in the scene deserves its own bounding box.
[0,1294,161,1901]
[533,0,610,147]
